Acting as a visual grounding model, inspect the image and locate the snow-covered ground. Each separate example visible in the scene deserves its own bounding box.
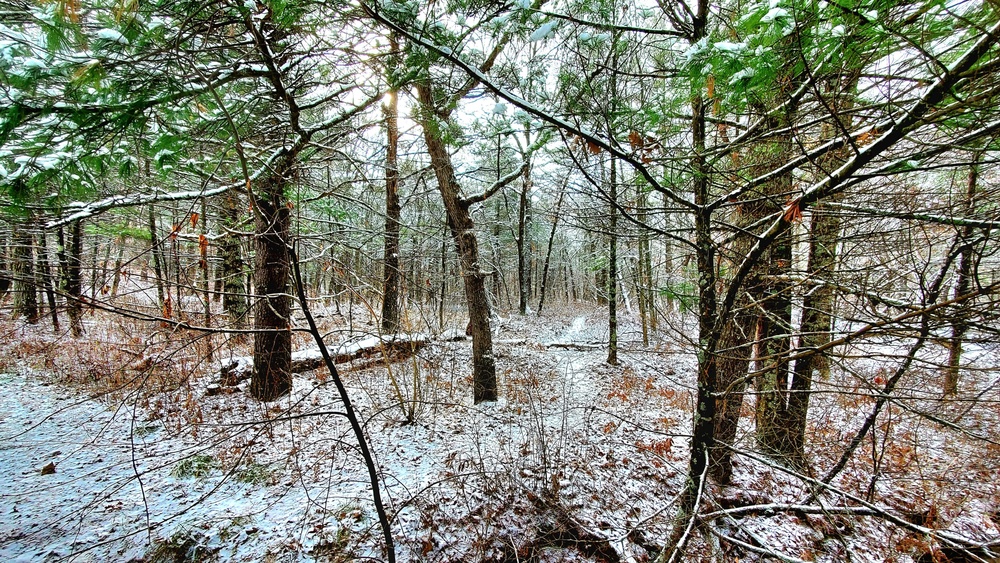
[1,305,999,562]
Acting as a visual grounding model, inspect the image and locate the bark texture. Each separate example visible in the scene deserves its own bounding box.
[250,160,293,402]
[417,82,497,403]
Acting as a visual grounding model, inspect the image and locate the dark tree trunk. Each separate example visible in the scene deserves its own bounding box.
[39,228,60,332]
[250,159,293,402]
[537,181,565,316]
[679,90,717,519]
[0,233,9,297]
[381,37,402,334]
[147,206,166,308]
[60,221,84,337]
[11,224,39,323]
[417,82,497,403]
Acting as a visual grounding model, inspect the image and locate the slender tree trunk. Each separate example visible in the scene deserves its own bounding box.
[417,82,497,403]
[439,225,447,330]
[607,157,618,365]
[637,184,650,345]
[537,181,565,316]
[0,233,9,297]
[381,36,403,334]
[147,206,166,308]
[945,157,979,395]
[11,224,39,323]
[200,199,213,361]
[250,158,293,402]
[517,149,532,315]
[110,235,125,298]
[62,221,84,337]
[39,229,60,332]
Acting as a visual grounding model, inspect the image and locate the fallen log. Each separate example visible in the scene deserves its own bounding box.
[546,341,604,351]
[218,334,429,386]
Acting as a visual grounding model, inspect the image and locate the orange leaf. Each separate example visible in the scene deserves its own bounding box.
[782,198,803,223]
[586,140,602,155]
[190,212,199,228]
[857,128,878,146]
[628,130,643,149]
[169,224,181,240]
[286,201,294,210]
[706,74,715,99]
[198,233,209,257]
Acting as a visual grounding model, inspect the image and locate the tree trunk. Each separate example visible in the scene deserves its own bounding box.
[607,157,618,365]
[517,146,532,315]
[537,181,565,316]
[110,235,125,298]
[945,157,979,395]
[11,223,39,323]
[60,221,84,337]
[250,159,293,402]
[417,82,497,403]
[39,228,60,332]
[147,206,166,308]
[381,37,402,334]
[220,189,249,325]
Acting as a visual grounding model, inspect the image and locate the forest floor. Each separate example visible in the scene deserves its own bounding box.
[1,303,999,562]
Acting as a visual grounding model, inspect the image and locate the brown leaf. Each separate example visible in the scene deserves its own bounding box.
[190,212,199,228]
[782,198,803,223]
[706,74,715,99]
[40,462,56,475]
[586,140,602,154]
[198,234,209,257]
[628,130,643,149]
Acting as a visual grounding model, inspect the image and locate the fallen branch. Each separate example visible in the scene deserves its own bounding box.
[218,334,428,385]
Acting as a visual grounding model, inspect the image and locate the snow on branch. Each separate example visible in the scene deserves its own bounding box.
[460,160,528,207]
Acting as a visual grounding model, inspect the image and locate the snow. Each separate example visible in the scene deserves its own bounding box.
[713,41,745,53]
[95,29,129,45]
[528,21,558,43]
[1,305,998,562]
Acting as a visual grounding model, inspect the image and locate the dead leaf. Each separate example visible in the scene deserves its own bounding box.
[190,212,199,228]
[628,130,643,149]
[782,198,803,223]
[40,462,56,475]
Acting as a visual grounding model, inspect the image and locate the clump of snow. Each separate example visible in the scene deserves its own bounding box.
[528,21,558,42]
[95,28,129,45]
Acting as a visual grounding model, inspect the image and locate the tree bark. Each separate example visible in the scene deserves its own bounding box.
[381,35,402,334]
[945,156,979,395]
[250,158,294,402]
[11,223,39,323]
[62,221,84,337]
[607,157,618,365]
[517,142,532,315]
[38,228,60,332]
[220,189,249,325]
[537,181,565,316]
[417,81,497,403]
[147,206,166,308]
